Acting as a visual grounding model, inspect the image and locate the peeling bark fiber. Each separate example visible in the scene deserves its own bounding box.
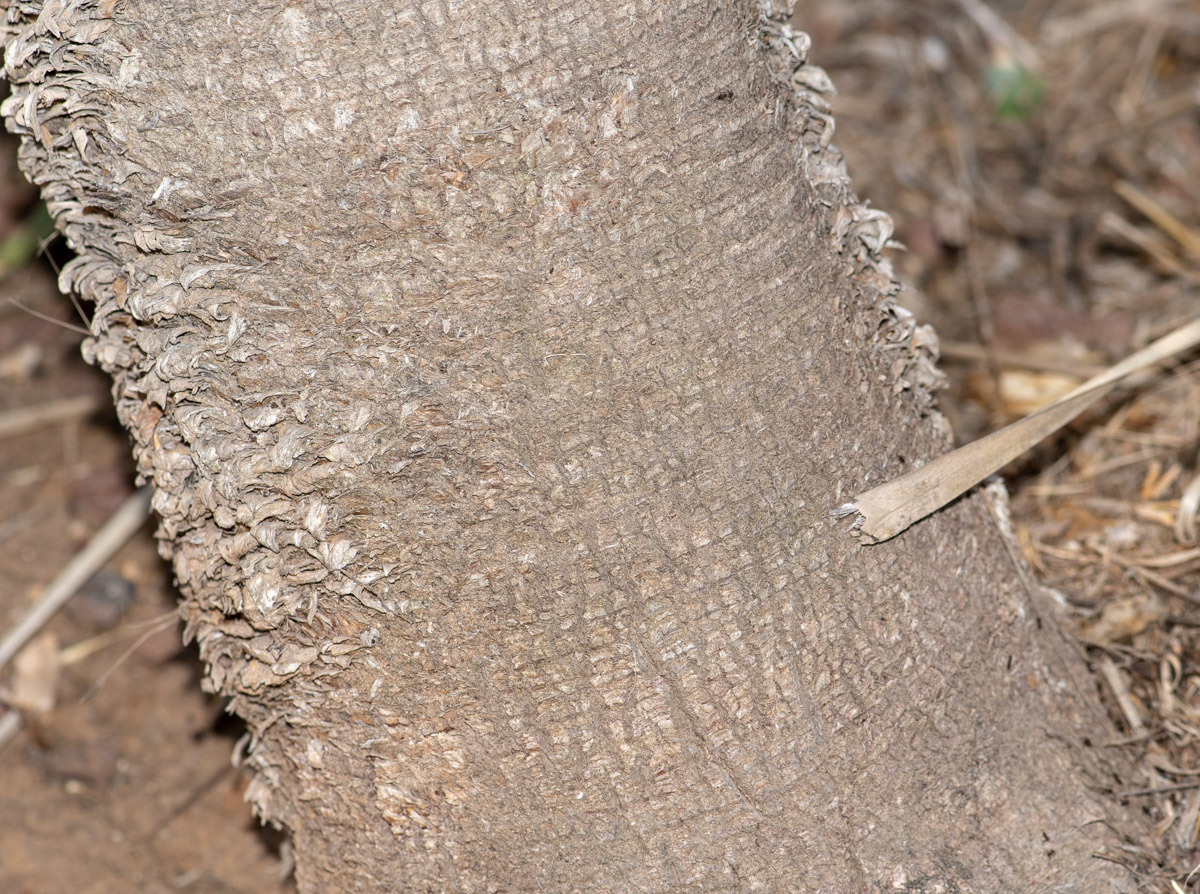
[3,0,1140,890]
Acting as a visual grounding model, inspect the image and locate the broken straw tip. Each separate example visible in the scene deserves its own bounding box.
[830,503,860,520]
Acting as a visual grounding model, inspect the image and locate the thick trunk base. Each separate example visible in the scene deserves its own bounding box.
[2,1,1140,890]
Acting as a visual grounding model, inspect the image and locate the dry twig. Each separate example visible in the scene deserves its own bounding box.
[0,486,152,674]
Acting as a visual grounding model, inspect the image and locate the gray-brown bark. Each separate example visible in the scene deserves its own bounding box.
[2,0,1140,890]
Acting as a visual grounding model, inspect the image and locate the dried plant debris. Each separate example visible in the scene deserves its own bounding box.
[844,319,1200,543]
[1013,363,1200,886]
[794,0,1200,885]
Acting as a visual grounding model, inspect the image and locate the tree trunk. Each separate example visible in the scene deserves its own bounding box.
[2,0,1140,890]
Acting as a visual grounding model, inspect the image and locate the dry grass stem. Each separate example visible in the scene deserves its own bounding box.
[0,486,152,673]
[0,394,104,439]
[846,318,1200,542]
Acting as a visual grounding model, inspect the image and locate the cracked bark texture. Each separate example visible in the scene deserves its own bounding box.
[2,1,1140,891]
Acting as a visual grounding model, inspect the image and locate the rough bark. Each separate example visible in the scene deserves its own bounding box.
[2,0,1140,890]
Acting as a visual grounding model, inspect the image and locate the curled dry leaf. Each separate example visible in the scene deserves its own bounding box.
[1175,474,1200,545]
[1079,594,1166,646]
[8,631,60,714]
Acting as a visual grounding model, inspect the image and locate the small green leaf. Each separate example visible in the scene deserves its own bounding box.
[983,62,1045,121]
[0,202,56,273]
